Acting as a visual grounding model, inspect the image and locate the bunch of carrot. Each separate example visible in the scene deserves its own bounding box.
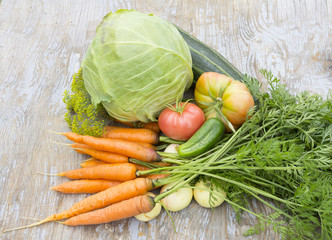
[3,123,171,233]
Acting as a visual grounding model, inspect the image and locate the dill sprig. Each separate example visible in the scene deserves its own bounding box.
[63,69,110,136]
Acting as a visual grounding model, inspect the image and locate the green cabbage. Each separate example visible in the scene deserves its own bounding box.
[82,9,193,122]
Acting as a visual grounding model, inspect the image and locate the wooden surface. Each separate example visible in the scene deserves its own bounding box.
[0,0,331,239]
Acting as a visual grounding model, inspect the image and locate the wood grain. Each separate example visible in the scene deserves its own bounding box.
[0,0,330,239]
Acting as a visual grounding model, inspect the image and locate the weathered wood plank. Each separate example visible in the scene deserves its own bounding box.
[0,0,330,239]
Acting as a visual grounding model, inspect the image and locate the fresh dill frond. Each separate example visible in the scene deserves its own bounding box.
[63,69,111,136]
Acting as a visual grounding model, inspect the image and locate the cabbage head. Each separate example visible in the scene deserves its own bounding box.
[82,9,193,122]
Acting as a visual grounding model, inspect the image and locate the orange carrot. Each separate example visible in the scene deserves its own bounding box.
[103,126,159,145]
[50,179,122,193]
[57,163,137,181]
[48,178,153,221]
[135,164,151,171]
[80,158,107,168]
[63,195,155,226]
[113,120,160,133]
[79,160,151,171]
[142,122,160,133]
[2,178,155,232]
[150,162,171,167]
[80,157,170,169]
[134,142,157,150]
[72,143,128,163]
[62,132,160,162]
[79,161,169,178]
[113,120,136,128]
[146,173,170,180]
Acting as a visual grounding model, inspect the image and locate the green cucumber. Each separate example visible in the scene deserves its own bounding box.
[178,118,224,157]
[176,27,244,82]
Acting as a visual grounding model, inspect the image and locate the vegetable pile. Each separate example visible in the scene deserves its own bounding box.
[155,71,332,239]
[3,9,331,240]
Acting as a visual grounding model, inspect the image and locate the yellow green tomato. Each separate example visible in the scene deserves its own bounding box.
[194,72,255,131]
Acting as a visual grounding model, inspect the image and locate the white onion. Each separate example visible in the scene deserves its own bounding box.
[194,180,226,208]
[160,181,193,212]
[135,193,161,222]
[164,143,179,153]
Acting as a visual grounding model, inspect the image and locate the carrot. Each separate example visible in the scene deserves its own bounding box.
[142,122,160,133]
[149,162,171,167]
[2,178,154,232]
[146,173,170,180]
[58,178,153,217]
[80,158,107,168]
[47,178,153,221]
[134,142,157,150]
[113,120,136,128]
[113,119,160,133]
[80,158,170,169]
[63,195,155,226]
[61,132,161,162]
[72,143,129,163]
[50,179,122,193]
[103,126,159,145]
[57,163,137,181]
[79,160,168,178]
[135,164,151,171]
[79,160,149,171]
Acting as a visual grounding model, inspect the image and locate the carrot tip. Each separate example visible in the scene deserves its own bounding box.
[44,129,63,135]
[32,172,59,177]
[1,218,51,234]
[49,140,71,147]
[155,153,162,162]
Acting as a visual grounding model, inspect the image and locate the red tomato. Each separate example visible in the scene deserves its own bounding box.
[158,102,205,141]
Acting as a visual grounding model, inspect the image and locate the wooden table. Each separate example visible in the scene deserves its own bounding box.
[1,0,331,239]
